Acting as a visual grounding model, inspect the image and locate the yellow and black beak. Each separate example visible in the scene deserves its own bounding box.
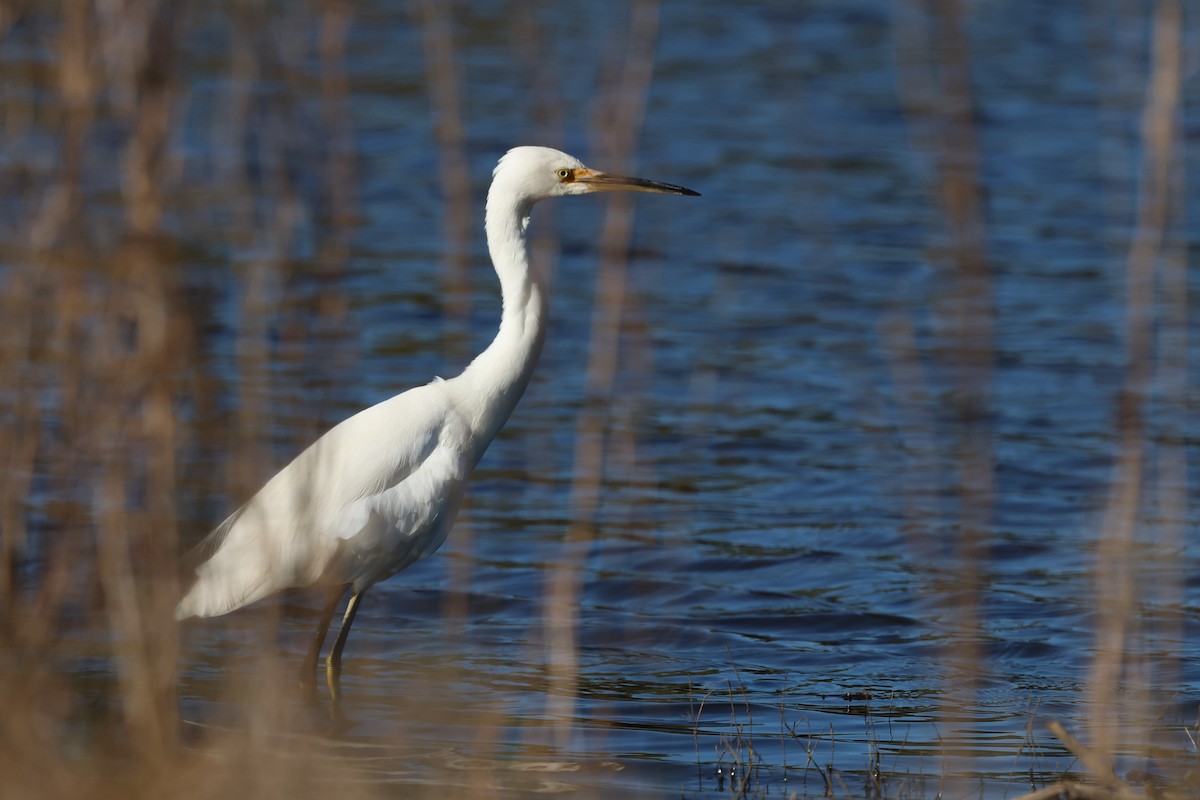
[573,167,700,197]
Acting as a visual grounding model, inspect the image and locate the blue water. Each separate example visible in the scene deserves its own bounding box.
[6,0,1200,797]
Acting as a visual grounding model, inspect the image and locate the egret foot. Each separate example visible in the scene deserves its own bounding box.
[300,585,346,702]
[324,590,362,713]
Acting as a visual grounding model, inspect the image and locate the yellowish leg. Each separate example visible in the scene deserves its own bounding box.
[325,590,363,710]
[300,585,346,699]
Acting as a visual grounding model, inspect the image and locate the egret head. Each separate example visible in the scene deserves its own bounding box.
[492,146,700,207]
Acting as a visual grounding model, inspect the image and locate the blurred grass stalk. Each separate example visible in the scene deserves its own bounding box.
[891,0,996,770]
[545,0,662,751]
[1088,0,1185,769]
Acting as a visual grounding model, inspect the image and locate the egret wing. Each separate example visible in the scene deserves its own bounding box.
[176,381,461,618]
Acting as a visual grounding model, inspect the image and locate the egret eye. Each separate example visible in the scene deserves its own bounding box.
[556,168,572,180]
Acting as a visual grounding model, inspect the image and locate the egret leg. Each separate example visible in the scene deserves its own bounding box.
[325,590,363,708]
[300,585,347,698]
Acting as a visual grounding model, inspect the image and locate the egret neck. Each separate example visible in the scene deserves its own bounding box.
[456,190,547,457]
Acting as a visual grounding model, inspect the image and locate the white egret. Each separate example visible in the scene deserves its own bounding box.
[177,146,698,702]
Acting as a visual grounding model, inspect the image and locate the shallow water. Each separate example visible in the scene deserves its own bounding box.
[6,0,1200,797]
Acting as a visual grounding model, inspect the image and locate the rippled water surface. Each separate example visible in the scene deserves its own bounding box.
[7,1,1200,797]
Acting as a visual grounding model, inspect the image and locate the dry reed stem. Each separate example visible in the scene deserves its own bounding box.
[1045,722,1122,789]
[315,0,356,329]
[1003,721,1155,800]
[411,0,479,643]
[889,0,995,773]
[1010,781,1126,800]
[1088,0,1183,762]
[414,0,473,343]
[543,0,662,750]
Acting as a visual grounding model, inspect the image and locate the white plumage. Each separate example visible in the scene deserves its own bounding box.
[176,383,467,617]
[176,146,698,699]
